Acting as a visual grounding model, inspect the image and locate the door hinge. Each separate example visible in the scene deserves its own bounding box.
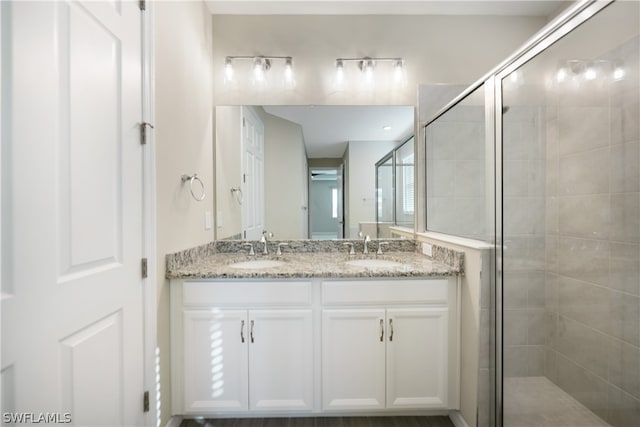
[140,122,154,145]
[242,117,246,127]
[143,390,150,412]
[243,230,247,239]
[139,0,146,11]
[243,173,246,183]
[141,258,148,279]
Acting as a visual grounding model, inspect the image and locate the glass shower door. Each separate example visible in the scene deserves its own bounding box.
[499,1,640,425]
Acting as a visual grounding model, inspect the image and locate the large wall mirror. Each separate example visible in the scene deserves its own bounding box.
[215,105,414,240]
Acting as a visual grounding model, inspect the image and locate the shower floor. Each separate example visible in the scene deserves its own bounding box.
[503,377,609,427]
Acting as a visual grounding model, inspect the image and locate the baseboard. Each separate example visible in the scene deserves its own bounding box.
[449,410,470,427]
[166,415,183,427]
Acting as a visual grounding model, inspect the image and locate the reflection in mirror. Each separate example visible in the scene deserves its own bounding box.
[375,136,415,237]
[215,105,414,240]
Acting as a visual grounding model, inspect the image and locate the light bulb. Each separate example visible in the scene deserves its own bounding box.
[284,57,294,83]
[613,66,625,80]
[224,57,234,81]
[393,59,405,82]
[585,66,597,80]
[509,70,520,84]
[363,59,375,83]
[253,57,265,82]
[336,59,344,84]
[556,67,567,82]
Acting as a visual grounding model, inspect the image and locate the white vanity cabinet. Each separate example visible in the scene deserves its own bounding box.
[321,279,451,411]
[172,281,314,415]
[171,276,459,417]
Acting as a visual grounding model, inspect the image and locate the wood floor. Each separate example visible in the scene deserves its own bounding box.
[180,416,454,427]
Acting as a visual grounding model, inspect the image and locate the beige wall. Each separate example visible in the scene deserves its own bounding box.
[211,14,547,106]
[154,1,214,424]
[264,113,308,239]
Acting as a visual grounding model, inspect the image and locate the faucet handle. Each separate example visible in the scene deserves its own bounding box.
[343,242,355,255]
[377,241,390,255]
[243,243,255,256]
[277,242,289,256]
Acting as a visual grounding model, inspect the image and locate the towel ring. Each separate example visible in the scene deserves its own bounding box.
[181,174,206,202]
[230,187,243,205]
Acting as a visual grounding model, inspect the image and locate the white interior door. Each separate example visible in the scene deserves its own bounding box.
[1,1,145,424]
[242,107,264,240]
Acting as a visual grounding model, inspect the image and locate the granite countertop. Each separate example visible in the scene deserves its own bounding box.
[166,249,460,280]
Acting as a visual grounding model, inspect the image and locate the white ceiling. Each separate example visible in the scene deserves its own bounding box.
[205,0,569,16]
[263,105,414,158]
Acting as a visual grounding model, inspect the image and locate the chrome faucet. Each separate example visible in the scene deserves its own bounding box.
[260,231,273,255]
[363,234,371,254]
[377,241,390,255]
[243,243,255,256]
[277,242,289,256]
[343,242,355,255]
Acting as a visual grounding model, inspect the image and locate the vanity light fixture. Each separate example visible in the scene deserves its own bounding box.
[335,56,405,84]
[382,125,392,131]
[224,55,294,84]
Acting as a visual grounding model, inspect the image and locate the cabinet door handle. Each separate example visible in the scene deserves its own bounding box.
[379,319,384,342]
[250,320,255,343]
[240,320,245,343]
[389,319,394,342]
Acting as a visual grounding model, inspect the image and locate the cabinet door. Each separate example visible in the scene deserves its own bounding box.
[248,310,313,411]
[322,309,386,411]
[386,308,448,409]
[183,310,249,413]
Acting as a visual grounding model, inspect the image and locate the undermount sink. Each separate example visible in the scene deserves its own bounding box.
[345,259,405,269]
[229,259,286,269]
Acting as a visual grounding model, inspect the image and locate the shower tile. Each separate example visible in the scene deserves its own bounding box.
[559,148,610,195]
[545,197,559,235]
[622,99,639,143]
[504,310,529,345]
[558,276,611,334]
[544,348,557,382]
[610,292,640,346]
[545,310,558,349]
[556,315,610,378]
[610,193,640,243]
[609,242,640,296]
[558,237,610,286]
[555,354,609,421]
[455,160,484,197]
[431,124,458,160]
[454,197,486,236]
[456,123,484,160]
[504,196,545,235]
[606,385,640,427]
[504,271,529,309]
[430,160,456,196]
[527,310,545,345]
[558,107,609,156]
[504,160,529,196]
[504,346,529,377]
[608,339,640,400]
[610,142,640,193]
[545,235,559,274]
[527,273,546,309]
[528,159,546,196]
[527,346,544,376]
[545,273,559,312]
[479,309,490,370]
[558,194,610,239]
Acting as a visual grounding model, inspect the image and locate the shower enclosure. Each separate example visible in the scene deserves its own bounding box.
[424,1,639,426]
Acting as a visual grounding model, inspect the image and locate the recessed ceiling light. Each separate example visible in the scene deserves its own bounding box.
[383,125,392,131]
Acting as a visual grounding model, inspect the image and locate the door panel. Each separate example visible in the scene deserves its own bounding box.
[322,309,386,411]
[249,310,313,411]
[386,308,448,409]
[242,107,264,240]
[183,310,249,413]
[1,1,144,423]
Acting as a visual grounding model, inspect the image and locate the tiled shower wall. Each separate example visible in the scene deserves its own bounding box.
[543,36,640,425]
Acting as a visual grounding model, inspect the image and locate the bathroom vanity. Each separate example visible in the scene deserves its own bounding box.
[167,240,462,418]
